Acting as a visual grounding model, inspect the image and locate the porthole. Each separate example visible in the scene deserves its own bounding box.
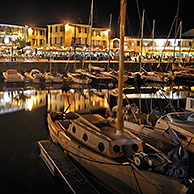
[72,126,76,133]
[132,143,139,152]
[98,142,105,152]
[83,133,88,142]
[113,145,120,153]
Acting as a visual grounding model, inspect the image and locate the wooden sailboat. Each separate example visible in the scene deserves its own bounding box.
[47,1,194,193]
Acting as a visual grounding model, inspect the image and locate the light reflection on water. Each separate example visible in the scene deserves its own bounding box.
[0,85,194,115]
[0,88,110,114]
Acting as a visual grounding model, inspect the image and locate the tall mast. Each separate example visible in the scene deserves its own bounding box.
[89,0,94,73]
[117,0,126,133]
[179,21,182,63]
[107,13,112,72]
[140,9,145,72]
[151,19,155,59]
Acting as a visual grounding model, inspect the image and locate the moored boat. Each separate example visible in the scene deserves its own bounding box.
[67,72,92,84]
[47,111,193,194]
[24,69,44,84]
[43,72,64,84]
[3,69,25,85]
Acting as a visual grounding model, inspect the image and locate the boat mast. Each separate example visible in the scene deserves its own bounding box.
[140,9,145,72]
[89,0,94,73]
[151,19,155,59]
[107,13,112,72]
[179,21,182,63]
[117,0,126,134]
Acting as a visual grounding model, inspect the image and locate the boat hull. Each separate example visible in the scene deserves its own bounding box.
[47,114,188,194]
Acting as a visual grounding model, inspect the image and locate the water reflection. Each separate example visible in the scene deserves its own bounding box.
[0,90,46,114]
[47,89,109,113]
[0,85,194,115]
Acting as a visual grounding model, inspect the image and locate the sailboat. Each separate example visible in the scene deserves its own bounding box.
[47,1,194,193]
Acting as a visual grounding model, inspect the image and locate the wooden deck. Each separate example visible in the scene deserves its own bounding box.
[37,139,99,194]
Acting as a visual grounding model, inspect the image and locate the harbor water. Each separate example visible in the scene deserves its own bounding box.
[0,84,194,193]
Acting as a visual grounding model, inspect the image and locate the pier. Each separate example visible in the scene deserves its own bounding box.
[37,139,99,194]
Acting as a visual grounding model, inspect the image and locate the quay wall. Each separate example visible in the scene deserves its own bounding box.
[0,61,193,74]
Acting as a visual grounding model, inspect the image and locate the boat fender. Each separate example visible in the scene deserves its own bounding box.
[133,152,152,169]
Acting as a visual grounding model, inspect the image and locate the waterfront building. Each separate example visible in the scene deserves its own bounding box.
[0,23,47,55]
[27,26,47,49]
[47,23,110,50]
[0,23,28,54]
[112,35,194,58]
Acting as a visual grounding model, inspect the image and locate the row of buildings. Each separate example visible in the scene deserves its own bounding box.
[0,22,194,56]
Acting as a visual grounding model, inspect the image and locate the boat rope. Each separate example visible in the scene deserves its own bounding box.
[64,145,184,192]
[131,164,143,194]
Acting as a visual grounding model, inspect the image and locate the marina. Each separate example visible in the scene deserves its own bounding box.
[1,0,194,193]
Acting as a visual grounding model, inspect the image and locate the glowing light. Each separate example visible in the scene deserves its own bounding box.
[104,30,109,36]
[4,92,11,103]
[65,24,70,29]
[28,27,33,34]
[25,97,37,111]
[4,37,10,44]
[26,98,33,111]
[131,42,135,46]
[69,89,75,93]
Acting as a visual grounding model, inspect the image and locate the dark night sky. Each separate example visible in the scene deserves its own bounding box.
[0,0,193,38]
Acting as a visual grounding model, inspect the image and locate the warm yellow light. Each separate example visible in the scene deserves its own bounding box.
[28,27,33,34]
[65,24,70,29]
[25,97,36,111]
[104,30,109,36]
[26,98,33,111]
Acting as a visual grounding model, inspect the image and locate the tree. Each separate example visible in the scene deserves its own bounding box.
[14,37,31,54]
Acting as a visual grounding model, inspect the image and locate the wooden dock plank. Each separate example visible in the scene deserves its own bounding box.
[38,139,99,194]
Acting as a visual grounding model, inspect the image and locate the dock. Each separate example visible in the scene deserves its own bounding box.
[37,139,99,194]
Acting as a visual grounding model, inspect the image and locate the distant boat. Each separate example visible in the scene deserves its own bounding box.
[24,69,44,84]
[101,70,141,86]
[81,71,116,88]
[3,69,25,84]
[172,69,194,84]
[43,72,64,84]
[67,72,91,85]
[140,68,170,83]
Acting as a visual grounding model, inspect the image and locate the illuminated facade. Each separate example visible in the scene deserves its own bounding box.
[27,26,47,48]
[112,37,194,56]
[47,23,110,50]
[0,23,27,49]
[0,23,46,53]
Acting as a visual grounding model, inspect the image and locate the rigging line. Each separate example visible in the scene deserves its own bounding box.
[131,165,143,194]
[162,14,178,54]
[139,0,152,37]
[136,0,141,37]
[114,14,120,37]
[174,0,181,37]
[126,12,134,36]
[159,91,180,116]
[94,0,99,27]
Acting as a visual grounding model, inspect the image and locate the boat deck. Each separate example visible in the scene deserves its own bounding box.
[81,114,133,141]
[37,140,99,194]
